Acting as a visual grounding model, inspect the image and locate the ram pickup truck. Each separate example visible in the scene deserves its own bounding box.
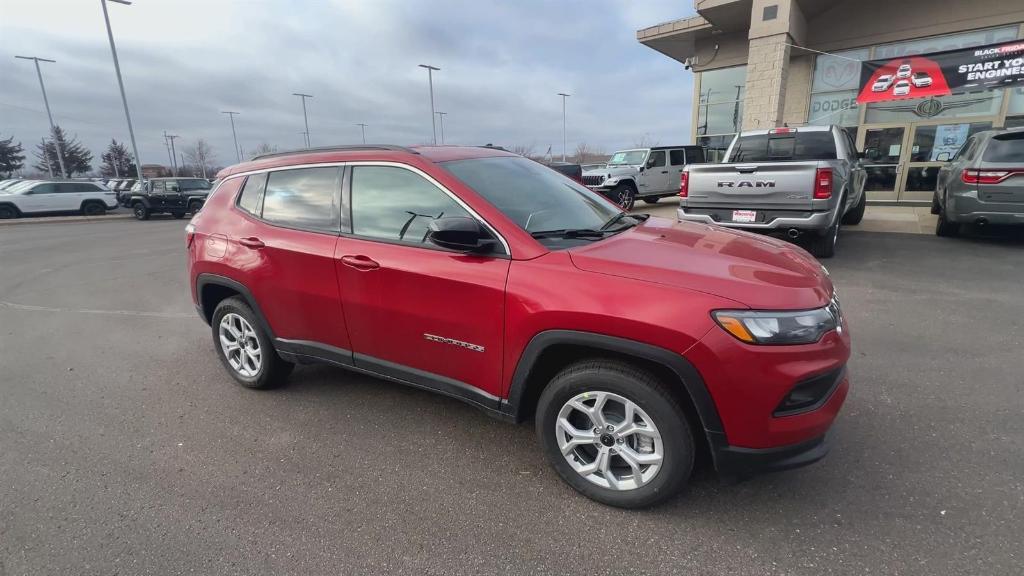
[679,126,866,258]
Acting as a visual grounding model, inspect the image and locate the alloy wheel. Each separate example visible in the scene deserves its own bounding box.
[218,313,262,378]
[555,391,663,490]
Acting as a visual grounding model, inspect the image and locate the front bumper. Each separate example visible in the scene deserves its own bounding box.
[709,431,831,482]
[679,206,834,231]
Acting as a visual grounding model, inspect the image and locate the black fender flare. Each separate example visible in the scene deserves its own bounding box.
[195,273,276,340]
[502,330,724,435]
[129,195,152,209]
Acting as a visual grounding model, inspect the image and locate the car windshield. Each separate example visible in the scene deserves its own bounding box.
[442,156,625,247]
[606,150,647,165]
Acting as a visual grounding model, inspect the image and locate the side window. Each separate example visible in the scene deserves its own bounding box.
[351,165,474,246]
[237,173,267,216]
[261,167,341,232]
[31,184,57,194]
[669,149,687,166]
[55,183,78,194]
[152,180,167,193]
[646,150,666,168]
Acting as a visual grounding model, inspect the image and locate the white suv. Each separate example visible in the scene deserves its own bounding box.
[0,180,118,219]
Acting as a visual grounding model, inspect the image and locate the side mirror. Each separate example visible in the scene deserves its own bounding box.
[863,147,879,161]
[638,166,645,173]
[936,152,951,162]
[427,217,494,253]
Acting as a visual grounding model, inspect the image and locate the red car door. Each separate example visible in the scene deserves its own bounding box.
[225,168,353,357]
[336,164,510,403]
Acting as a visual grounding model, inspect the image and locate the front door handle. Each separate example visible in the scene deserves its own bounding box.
[660,170,669,174]
[340,254,380,271]
[238,237,265,249]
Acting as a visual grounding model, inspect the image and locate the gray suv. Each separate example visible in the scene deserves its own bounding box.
[933,128,1024,236]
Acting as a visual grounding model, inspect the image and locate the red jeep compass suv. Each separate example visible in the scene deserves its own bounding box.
[187,144,850,508]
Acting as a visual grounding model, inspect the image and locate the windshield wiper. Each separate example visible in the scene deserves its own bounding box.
[600,212,648,231]
[530,228,608,239]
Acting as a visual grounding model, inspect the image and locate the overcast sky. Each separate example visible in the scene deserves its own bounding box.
[0,0,694,170]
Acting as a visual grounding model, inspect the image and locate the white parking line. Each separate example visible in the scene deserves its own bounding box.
[0,300,194,319]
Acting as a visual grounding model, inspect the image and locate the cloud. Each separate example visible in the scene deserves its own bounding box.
[0,0,696,171]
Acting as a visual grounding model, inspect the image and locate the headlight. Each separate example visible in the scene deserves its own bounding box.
[713,299,841,345]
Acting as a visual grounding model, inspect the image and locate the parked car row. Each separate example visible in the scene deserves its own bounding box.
[0,179,118,219]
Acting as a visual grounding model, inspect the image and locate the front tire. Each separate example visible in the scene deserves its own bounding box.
[536,359,695,508]
[211,297,293,389]
[132,202,150,221]
[612,183,637,211]
[0,205,18,219]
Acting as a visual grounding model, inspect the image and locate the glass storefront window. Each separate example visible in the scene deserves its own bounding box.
[904,166,942,192]
[811,49,870,93]
[697,135,735,163]
[873,26,1019,60]
[865,90,1003,123]
[909,122,991,162]
[808,90,859,128]
[697,102,744,136]
[1008,87,1024,115]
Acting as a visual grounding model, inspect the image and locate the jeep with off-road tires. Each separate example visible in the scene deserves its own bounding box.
[127,177,212,220]
[582,146,706,209]
[188,144,850,508]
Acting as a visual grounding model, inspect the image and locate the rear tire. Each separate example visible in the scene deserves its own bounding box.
[536,359,695,509]
[0,205,18,219]
[211,297,293,389]
[935,204,960,237]
[808,221,839,258]
[188,200,203,214]
[172,211,186,219]
[81,202,106,216]
[841,192,866,225]
[132,202,150,221]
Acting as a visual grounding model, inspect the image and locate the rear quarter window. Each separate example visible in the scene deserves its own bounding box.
[730,132,838,162]
[983,132,1024,162]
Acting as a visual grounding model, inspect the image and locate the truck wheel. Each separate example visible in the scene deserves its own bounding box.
[132,202,150,221]
[841,192,865,225]
[212,297,293,389]
[809,222,839,258]
[0,204,19,219]
[188,200,203,214]
[81,201,106,216]
[930,191,941,215]
[613,183,637,211]
[536,359,695,509]
[935,205,960,237]
[172,211,186,219]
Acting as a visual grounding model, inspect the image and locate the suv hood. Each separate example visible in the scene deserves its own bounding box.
[583,165,639,178]
[568,217,832,309]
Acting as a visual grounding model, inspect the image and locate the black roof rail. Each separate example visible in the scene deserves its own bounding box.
[250,144,419,161]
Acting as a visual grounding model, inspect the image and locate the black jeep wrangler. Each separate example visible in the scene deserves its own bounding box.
[127,178,212,220]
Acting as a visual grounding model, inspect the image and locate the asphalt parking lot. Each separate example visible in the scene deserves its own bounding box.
[1,217,1022,576]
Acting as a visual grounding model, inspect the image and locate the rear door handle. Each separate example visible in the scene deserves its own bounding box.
[340,254,380,271]
[238,237,265,249]
[660,170,669,174]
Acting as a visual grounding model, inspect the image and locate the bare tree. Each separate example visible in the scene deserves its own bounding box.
[509,144,535,158]
[632,133,660,148]
[250,142,278,157]
[183,139,217,179]
[572,142,607,164]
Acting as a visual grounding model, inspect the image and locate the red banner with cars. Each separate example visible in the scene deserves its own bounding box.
[857,39,1024,104]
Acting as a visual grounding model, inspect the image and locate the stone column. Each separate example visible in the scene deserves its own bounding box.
[741,0,806,130]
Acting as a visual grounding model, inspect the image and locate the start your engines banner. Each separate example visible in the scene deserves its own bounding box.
[857,39,1024,104]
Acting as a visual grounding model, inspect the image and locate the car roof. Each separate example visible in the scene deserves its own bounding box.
[216,145,518,179]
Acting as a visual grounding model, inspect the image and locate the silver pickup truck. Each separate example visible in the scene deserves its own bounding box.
[679,125,866,258]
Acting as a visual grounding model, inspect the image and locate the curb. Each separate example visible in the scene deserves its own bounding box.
[0,213,134,226]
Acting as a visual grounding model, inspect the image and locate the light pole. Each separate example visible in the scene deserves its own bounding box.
[163,132,179,176]
[100,0,145,185]
[15,56,68,178]
[222,111,241,162]
[356,123,368,144]
[418,64,440,145]
[557,93,570,162]
[292,93,312,148]
[435,112,447,145]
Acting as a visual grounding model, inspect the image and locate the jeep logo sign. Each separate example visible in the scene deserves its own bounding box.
[717,180,776,188]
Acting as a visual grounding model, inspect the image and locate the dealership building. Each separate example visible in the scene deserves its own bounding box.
[638,0,1024,203]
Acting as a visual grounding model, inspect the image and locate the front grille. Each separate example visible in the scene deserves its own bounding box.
[582,175,604,186]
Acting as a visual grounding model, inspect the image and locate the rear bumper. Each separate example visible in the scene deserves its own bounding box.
[678,206,834,231]
[948,191,1024,224]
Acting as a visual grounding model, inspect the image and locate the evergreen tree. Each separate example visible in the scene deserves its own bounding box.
[33,126,92,176]
[0,135,25,177]
[100,139,136,177]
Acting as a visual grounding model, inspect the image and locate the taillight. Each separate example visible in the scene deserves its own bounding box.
[813,168,832,200]
[679,171,689,198]
[961,168,1023,184]
[185,222,196,249]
